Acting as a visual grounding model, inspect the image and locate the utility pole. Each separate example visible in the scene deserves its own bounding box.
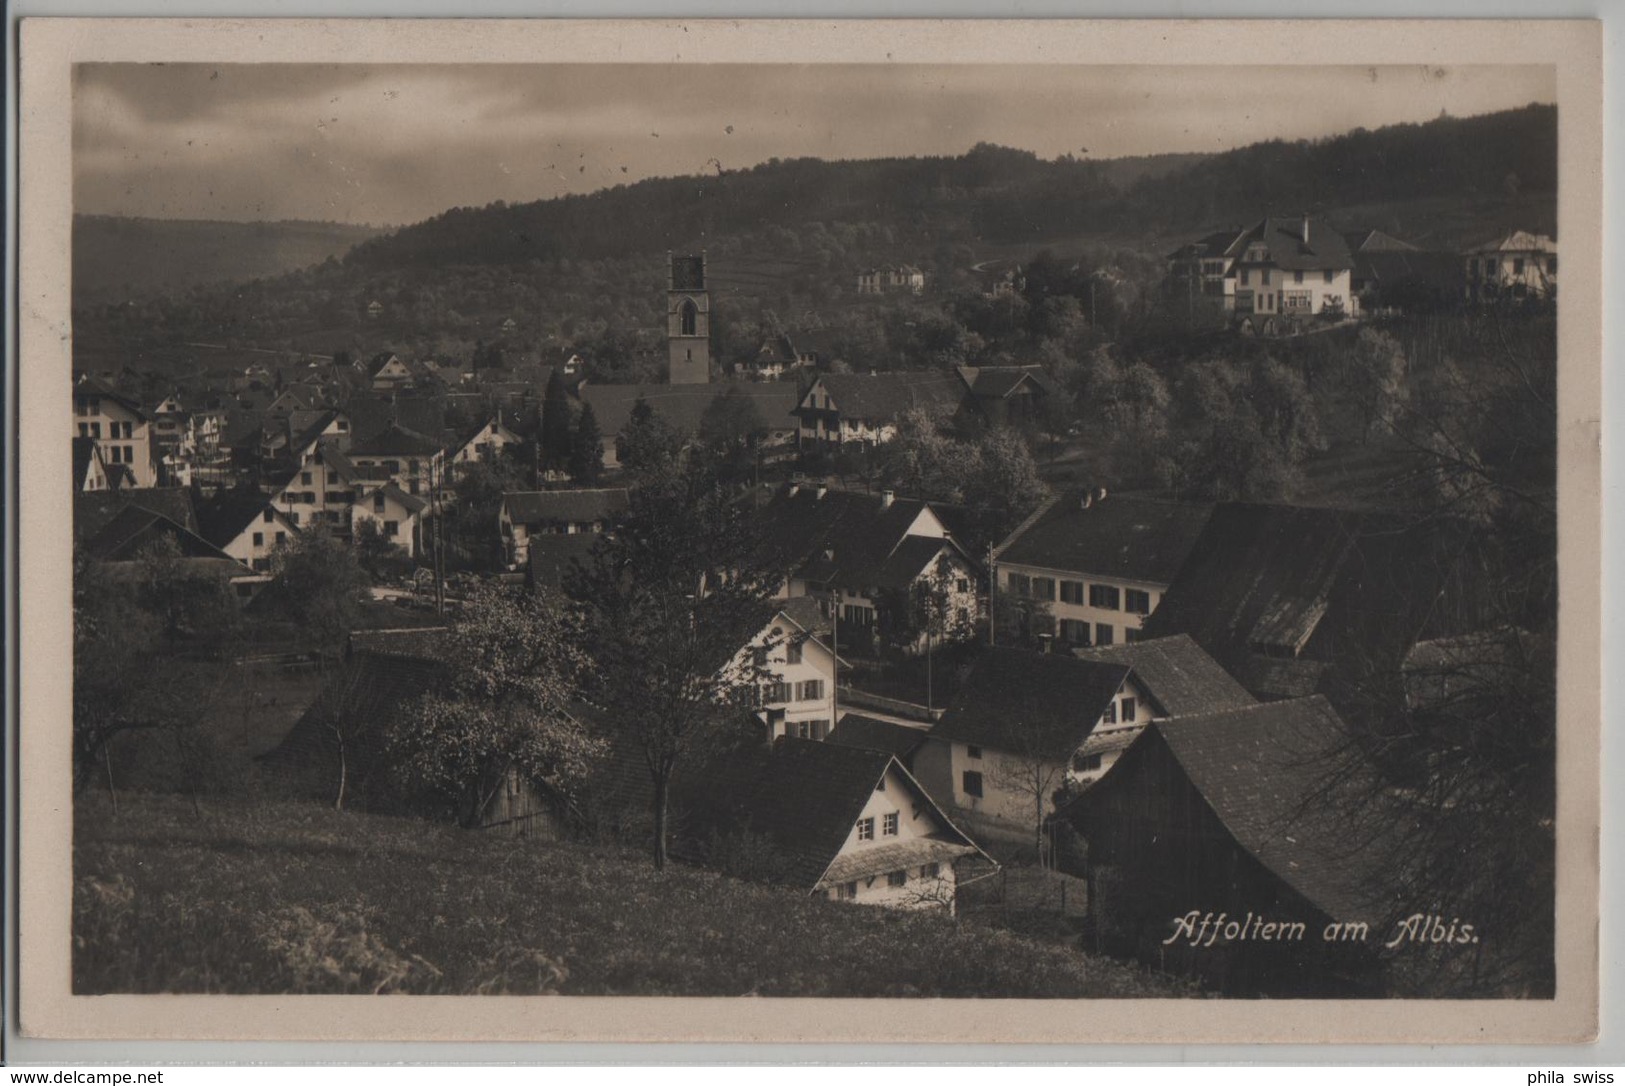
[986,542,997,648]
[829,588,840,730]
[433,455,445,616]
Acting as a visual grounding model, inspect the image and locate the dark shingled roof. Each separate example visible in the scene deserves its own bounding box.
[1072,634,1256,718]
[956,365,1052,400]
[1341,229,1421,254]
[1226,216,1356,272]
[195,491,280,549]
[933,647,1130,763]
[828,713,930,761]
[996,493,1212,585]
[81,504,233,563]
[804,372,963,423]
[75,487,199,542]
[503,488,630,527]
[754,486,969,592]
[1125,697,1387,922]
[348,422,444,458]
[72,438,104,490]
[673,738,977,891]
[578,382,801,440]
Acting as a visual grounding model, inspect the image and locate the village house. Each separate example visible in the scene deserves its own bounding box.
[73,377,157,489]
[351,482,429,557]
[267,440,364,536]
[1058,696,1396,996]
[792,372,963,449]
[1341,229,1462,313]
[1463,230,1557,303]
[347,422,445,499]
[366,351,416,392]
[196,490,299,572]
[753,482,981,653]
[910,646,1134,847]
[366,299,384,320]
[993,490,1213,650]
[500,487,630,570]
[732,596,845,742]
[1065,633,1257,783]
[1164,228,1247,309]
[72,437,113,493]
[857,265,926,296]
[673,737,990,911]
[954,365,1051,430]
[81,503,262,596]
[1168,217,1357,324]
[449,415,524,470]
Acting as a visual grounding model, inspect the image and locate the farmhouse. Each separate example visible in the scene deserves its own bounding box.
[1463,230,1557,303]
[500,487,630,569]
[73,376,157,489]
[449,415,523,468]
[954,365,1052,429]
[993,491,1212,650]
[732,596,845,742]
[195,490,298,572]
[792,372,963,449]
[347,422,445,499]
[367,352,415,391]
[674,737,989,911]
[1059,696,1397,995]
[910,646,1134,846]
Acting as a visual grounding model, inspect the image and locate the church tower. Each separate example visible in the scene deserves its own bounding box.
[667,252,711,384]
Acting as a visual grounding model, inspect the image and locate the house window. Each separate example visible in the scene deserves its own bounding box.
[91,423,102,439]
[374,493,386,513]
[956,578,969,593]
[384,520,399,537]
[1007,572,1032,598]
[1262,270,1272,285]
[1239,269,1250,286]
[785,641,803,665]
[262,509,274,523]
[967,745,982,759]
[1548,256,1558,275]
[1089,584,1120,610]
[78,424,88,437]
[252,558,270,572]
[301,472,312,485]
[797,679,824,702]
[288,512,300,525]
[961,771,984,798]
[252,532,264,547]
[1293,270,1304,284]
[1058,619,1090,644]
[1124,628,1142,644]
[838,882,858,900]
[1101,701,1117,726]
[1060,580,1085,605]
[1073,753,1103,773]
[857,817,875,842]
[1122,697,1137,722]
[679,299,699,336]
[1124,589,1152,615]
[883,812,899,836]
[1031,577,1056,601]
[921,863,941,879]
[887,871,907,888]
[1513,258,1525,275]
[276,532,287,544]
[1095,623,1115,647]
[1324,270,1335,284]
[763,681,791,704]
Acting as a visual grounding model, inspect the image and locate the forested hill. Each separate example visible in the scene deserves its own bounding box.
[342,104,1555,272]
[74,216,388,303]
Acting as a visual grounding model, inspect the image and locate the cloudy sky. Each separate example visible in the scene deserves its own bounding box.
[74,63,1555,226]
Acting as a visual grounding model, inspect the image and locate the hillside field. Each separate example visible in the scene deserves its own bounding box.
[73,792,1194,998]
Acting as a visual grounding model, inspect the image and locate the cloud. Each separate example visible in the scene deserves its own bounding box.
[73,62,1557,225]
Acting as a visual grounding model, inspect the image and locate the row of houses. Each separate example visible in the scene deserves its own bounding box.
[1166,217,1557,324]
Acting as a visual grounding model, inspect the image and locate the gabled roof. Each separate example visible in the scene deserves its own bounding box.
[932,647,1131,762]
[828,712,930,760]
[503,488,629,527]
[367,351,408,377]
[287,409,346,458]
[956,365,1052,400]
[1341,228,1420,254]
[1071,634,1256,718]
[74,487,199,542]
[195,491,285,549]
[1105,697,1389,923]
[1227,217,1355,272]
[72,438,103,489]
[776,594,833,640]
[674,738,978,891]
[995,493,1212,585]
[1463,230,1556,256]
[348,422,444,458]
[369,482,428,516]
[754,485,965,591]
[1166,228,1246,262]
[74,376,148,420]
[82,504,239,563]
[802,372,963,422]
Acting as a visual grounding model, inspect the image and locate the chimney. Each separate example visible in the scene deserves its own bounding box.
[1301,215,1310,245]
[881,489,895,510]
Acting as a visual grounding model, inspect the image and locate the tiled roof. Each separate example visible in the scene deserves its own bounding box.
[348,422,444,458]
[819,838,979,885]
[1072,634,1255,718]
[81,503,224,562]
[1341,229,1420,254]
[1140,697,1393,923]
[374,482,428,516]
[672,737,977,892]
[1464,230,1556,255]
[956,365,1052,400]
[754,486,964,592]
[806,372,963,423]
[996,493,1212,585]
[1227,217,1356,272]
[195,491,280,548]
[828,713,930,760]
[72,438,100,487]
[503,488,629,527]
[776,594,833,639]
[932,647,1130,763]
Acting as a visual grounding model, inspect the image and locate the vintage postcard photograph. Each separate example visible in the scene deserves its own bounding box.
[15,19,1602,1045]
